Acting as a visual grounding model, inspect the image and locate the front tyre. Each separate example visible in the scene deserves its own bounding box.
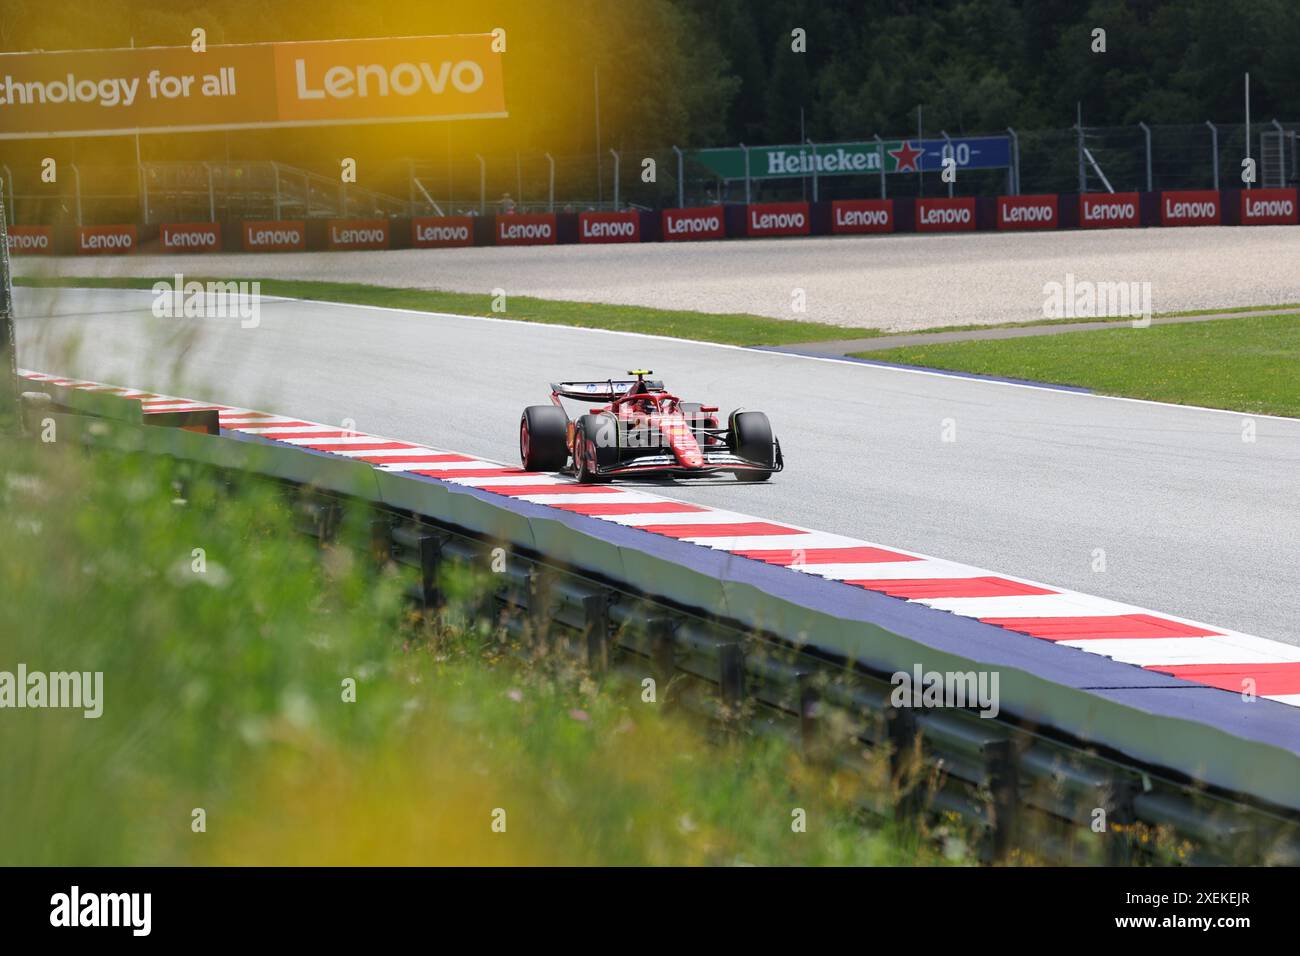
[730,410,775,481]
[574,413,617,483]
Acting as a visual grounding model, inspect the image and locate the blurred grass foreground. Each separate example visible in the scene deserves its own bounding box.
[0,436,957,866]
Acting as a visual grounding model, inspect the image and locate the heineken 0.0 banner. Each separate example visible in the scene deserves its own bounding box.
[691,137,1010,179]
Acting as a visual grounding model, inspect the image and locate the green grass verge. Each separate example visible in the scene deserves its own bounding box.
[859,313,1300,418]
[14,274,884,347]
[0,436,968,866]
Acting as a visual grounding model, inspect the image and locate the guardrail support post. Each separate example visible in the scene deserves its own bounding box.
[718,643,746,709]
[418,534,443,612]
[1102,778,1139,865]
[581,593,610,672]
[806,139,818,202]
[648,617,676,688]
[982,739,1020,863]
[886,706,921,819]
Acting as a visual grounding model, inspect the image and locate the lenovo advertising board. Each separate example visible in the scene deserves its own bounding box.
[327,218,389,250]
[1080,192,1141,229]
[1160,190,1220,226]
[915,197,976,232]
[411,215,474,248]
[1240,188,1298,225]
[830,199,894,234]
[495,213,556,245]
[0,34,506,139]
[161,222,222,252]
[662,206,725,241]
[75,224,136,254]
[5,225,54,255]
[578,211,640,243]
[242,219,306,252]
[746,201,810,237]
[997,195,1058,230]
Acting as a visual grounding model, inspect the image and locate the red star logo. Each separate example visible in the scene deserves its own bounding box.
[889,140,923,173]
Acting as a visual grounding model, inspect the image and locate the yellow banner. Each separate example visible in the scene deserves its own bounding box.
[0,34,506,139]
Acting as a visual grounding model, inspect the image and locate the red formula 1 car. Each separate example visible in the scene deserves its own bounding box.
[519,371,783,482]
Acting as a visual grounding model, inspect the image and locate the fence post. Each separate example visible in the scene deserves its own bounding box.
[476,154,486,214]
[807,139,818,202]
[741,143,752,203]
[1138,122,1153,192]
[72,164,83,226]
[609,148,620,209]
[874,134,886,198]
[544,153,555,212]
[941,130,953,197]
[672,145,684,208]
[1075,109,1086,192]
[272,162,281,220]
[1006,127,1020,195]
[1206,121,1219,190]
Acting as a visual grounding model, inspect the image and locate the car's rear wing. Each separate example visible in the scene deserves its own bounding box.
[551,380,665,402]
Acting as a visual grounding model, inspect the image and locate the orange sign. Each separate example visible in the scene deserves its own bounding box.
[0,35,505,139]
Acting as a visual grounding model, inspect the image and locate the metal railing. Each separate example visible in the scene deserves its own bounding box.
[4,118,1298,226]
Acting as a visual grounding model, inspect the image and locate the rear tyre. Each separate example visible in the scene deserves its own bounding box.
[520,405,569,471]
[730,410,774,482]
[574,414,617,483]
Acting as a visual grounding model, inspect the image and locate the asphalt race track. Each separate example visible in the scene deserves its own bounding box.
[18,223,1300,330]
[17,285,1300,647]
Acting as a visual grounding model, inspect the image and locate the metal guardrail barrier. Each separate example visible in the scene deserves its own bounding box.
[300,477,1300,864]
[16,384,1300,865]
[151,447,1300,866]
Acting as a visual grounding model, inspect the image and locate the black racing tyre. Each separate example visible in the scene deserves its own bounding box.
[574,413,618,483]
[520,405,569,471]
[729,410,774,481]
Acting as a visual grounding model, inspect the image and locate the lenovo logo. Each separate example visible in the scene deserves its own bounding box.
[746,202,810,236]
[579,212,640,243]
[243,220,306,251]
[663,207,725,240]
[412,216,474,247]
[916,199,976,231]
[327,219,389,250]
[831,200,893,234]
[76,225,137,254]
[1080,193,1140,228]
[495,214,557,245]
[1241,188,1298,225]
[1160,191,1220,226]
[997,196,1057,229]
[161,224,221,251]
[6,226,53,254]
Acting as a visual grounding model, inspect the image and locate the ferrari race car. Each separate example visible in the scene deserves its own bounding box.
[519,371,783,482]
